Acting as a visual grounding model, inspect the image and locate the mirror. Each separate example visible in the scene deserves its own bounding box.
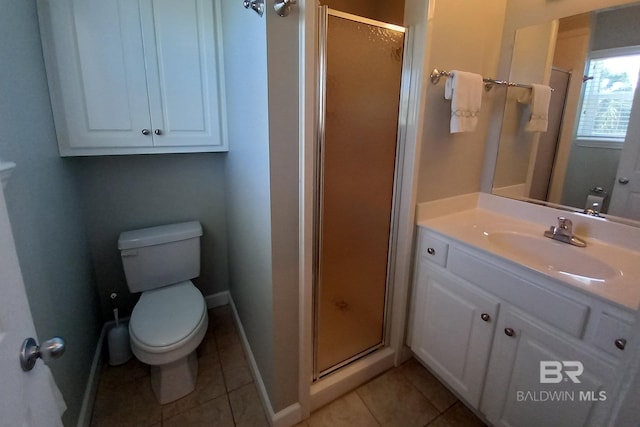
[492,2,640,224]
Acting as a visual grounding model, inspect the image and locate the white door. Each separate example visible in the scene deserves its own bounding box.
[0,181,65,426]
[609,77,640,220]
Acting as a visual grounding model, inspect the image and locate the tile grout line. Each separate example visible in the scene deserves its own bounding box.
[397,362,460,416]
[215,319,240,427]
[353,387,383,426]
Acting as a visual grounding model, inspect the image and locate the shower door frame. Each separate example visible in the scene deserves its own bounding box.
[312,6,409,381]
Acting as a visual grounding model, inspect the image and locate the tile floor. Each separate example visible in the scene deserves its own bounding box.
[91,305,265,427]
[296,358,487,427]
[91,305,485,427]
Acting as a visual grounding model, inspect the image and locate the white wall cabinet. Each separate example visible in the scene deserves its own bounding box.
[411,228,632,426]
[38,0,227,156]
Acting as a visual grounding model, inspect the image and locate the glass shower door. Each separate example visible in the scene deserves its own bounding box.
[315,8,405,378]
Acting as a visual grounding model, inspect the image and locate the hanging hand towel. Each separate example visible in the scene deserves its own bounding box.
[518,83,552,132]
[444,70,483,133]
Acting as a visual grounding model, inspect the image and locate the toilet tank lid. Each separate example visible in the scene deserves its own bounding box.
[118,221,202,250]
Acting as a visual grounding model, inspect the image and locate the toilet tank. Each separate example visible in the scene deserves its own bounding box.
[118,221,202,292]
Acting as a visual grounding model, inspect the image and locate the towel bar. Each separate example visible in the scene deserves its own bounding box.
[430,68,554,92]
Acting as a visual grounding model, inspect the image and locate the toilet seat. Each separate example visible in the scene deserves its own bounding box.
[130,281,206,354]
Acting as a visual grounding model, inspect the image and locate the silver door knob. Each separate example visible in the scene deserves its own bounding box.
[615,338,627,350]
[141,129,150,135]
[427,248,436,255]
[481,313,491,322]
[20,337,66,372]
[504,328,515,337]
[154,129,162,135]
[618,177,630,185]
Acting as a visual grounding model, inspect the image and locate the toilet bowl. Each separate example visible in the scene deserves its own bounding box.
[118,221,207,404]
[129,281,207,403]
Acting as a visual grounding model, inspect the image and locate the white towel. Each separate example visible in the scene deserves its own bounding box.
[518,83,552,132]
[444,70,483,133]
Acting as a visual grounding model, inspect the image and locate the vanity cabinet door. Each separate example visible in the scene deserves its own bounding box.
[411,263,499,407]
[481,306,615,427]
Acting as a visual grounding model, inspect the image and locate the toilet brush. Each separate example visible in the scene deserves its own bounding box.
[107,292,132,366]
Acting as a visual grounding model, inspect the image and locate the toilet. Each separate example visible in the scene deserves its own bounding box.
[118,221,208,404]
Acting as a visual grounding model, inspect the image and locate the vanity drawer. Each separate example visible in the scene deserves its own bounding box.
[592,312,632,357]
[418,229,449,267]
[448,247,589,338]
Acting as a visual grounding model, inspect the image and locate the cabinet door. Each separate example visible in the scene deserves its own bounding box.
[411,263,500,407]
[39,0,153,153]
[482,307,615,427]
[140,0,226,149]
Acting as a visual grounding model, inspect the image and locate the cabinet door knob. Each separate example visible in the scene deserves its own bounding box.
[618,177,630,185]
[427,247,436,255]
[481,313,491,322]
[504,327,515,337]
[154,129,162,135]
[142,129,150,135]
[615,338,627,350]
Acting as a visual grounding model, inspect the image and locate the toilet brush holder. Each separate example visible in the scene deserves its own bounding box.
[108,322,132,366]
[108,293,132,366]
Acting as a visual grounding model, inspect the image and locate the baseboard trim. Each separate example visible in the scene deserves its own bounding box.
[272,402,302,427]
[205,290,230,309]
[227,294,301,427]
[310,346,395,412]
[76,324,106,427]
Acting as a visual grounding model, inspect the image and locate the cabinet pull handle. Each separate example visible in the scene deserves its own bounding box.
[154,129,162,135]
[427,247,436,255]
[504,327,515,337]
[615,338,627,350]
[141,129,150,135]
[481,313,491,322]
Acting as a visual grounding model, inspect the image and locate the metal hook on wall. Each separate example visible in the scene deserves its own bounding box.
[274,0,296,17]
[243,0,264,17]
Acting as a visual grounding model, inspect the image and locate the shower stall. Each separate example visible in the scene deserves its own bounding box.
[314,7,406,380]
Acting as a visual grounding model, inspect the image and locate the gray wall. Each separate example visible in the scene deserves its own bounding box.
[0,1,101,425]
[561,145,620,210]
[73,154,229,318]
[221,0,276,411]
[591,4,640,51]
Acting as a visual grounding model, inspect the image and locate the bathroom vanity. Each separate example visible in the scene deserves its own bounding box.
[410,194,639,427]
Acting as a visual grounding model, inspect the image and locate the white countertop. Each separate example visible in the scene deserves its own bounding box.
[416,194,640,310]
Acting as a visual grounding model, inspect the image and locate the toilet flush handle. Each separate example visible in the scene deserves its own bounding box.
[121,249,138,257]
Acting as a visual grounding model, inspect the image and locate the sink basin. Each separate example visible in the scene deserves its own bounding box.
[486,231,618,282]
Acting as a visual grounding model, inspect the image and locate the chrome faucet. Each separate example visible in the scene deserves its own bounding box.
[544,217,586,247]
[583,201,601,217]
